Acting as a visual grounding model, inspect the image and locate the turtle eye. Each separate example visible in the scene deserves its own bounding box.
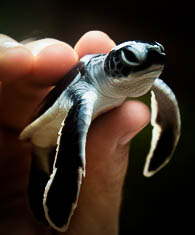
[120,48,140,65]
[104,48,141,78]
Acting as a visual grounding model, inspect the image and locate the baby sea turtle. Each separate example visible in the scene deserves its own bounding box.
[20,40,181,232]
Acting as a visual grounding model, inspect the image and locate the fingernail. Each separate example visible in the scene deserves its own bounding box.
[25,39,77,58]
[37,43,78,61]
[27,39,59,56]
[0,35,21,54]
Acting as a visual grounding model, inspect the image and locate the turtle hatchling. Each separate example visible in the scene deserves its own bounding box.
[20,40,181,232]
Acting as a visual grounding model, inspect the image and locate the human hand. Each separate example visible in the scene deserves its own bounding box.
[0,31,150,235]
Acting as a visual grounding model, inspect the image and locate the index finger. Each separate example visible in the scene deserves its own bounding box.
[74,31,116,58]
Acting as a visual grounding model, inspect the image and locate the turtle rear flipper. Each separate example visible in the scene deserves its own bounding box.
[143,78,181,177]
[43,91,97,232]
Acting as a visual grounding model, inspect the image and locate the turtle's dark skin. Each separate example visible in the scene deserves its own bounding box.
[19,40,181,232]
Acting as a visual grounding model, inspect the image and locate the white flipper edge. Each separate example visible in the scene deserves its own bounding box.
[143,78,181,177]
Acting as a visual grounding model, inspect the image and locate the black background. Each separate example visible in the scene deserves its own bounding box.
[1,1,194,233]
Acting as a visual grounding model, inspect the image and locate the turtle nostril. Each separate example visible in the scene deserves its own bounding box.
[120,49,140,66]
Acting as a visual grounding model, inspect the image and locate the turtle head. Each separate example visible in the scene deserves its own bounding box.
[104,41,165,97]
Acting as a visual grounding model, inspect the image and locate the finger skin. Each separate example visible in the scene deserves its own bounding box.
[0,36,78,85]
[26,39,78,85]
[0,47,33,82]
[74,31,116,58]
[0,38,78,129]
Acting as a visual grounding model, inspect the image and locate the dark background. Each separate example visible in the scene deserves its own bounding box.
[1,1,194,234]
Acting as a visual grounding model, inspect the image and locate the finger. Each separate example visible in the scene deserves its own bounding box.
[74,31,116,58]
[85,100,150,194]
[1,38,78,129]
[0,34,33,82]
[25,39,78,86]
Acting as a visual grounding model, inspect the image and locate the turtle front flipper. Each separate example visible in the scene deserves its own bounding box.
[143,78,181,177]
[43,91,97,232]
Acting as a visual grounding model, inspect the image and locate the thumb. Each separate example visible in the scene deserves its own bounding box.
[85,100,150,194]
